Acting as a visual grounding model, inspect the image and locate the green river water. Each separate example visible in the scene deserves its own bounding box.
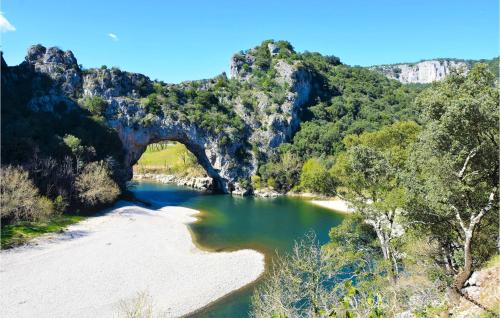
[130,181,345,317]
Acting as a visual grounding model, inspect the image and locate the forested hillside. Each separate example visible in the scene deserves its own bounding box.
[1,41,497,259]
[252,63,499,318]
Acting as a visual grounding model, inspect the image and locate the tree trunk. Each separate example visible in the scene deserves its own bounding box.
[450,233,473,304]
[372,224,397,283]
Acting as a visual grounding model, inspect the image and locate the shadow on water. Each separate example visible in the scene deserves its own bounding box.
[129,181,345,318]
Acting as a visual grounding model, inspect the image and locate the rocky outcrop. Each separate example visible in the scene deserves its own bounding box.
[134,173,214,191]
[370,59,469,84]
[3,42,313,195]
[229,47,312,152]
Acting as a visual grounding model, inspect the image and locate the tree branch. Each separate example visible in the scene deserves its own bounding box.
[457,148,478,179]
[452,205,468,233]
[470,190,496,228]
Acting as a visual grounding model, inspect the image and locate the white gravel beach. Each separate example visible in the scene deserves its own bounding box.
[0,203,265,318]
[310,198,354,214]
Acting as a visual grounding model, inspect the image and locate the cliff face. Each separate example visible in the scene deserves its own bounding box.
[3,42,312,194]
[370,59,469,84]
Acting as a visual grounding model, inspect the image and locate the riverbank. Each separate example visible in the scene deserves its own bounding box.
[134,173,213,192]
[0,202,265,318]
[286,192,354,214]
[309,199,354,214]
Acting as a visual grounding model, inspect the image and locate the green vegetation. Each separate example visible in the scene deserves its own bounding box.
[1,214,86,248]
[404,64,499,300]
[138,78,246,141]
[256,50,422,193]
[252,63,499,317]
[0,166,54,222]
[80,95,108,116]
[75,161,120,206]
[1,59,126,247]
[134,142,206,177]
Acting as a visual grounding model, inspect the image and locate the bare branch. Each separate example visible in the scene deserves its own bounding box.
[452,205,468,233]
[470,190,496,228]
[456,148,478,179]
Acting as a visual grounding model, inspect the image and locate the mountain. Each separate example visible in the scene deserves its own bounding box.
[3,40,473,198]
[369,57,499,84]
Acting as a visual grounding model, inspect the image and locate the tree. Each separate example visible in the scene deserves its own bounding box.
[81,96,107,116]
[75,161,120,206]
[404,64,499,302]
[299,158,335,195]
[331,121,421,279]
[259,152,302,193]
[251,226,389,318]
[0,166,54,222]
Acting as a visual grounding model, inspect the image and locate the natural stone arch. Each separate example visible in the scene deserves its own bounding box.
[6,43,313,195]
[111,117,249,194]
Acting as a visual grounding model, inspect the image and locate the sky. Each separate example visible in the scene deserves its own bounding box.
[1,0,499,83]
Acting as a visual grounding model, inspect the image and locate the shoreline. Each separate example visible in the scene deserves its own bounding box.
[0,201,265,318]
[308,198,354,214]
[132,177,354,215]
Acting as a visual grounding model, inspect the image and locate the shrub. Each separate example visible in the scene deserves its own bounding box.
[251,175,262,190]
[299,158,336,195]
[0,166,54,222]
[75,161,120,207]
[37,196,55,219]
[118,291,153,318]
[81,96,107,116]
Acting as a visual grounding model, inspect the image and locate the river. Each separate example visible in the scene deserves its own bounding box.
[130,181,345,317]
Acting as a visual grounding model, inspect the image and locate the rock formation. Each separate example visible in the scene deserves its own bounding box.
[2,41,312,194]
[370,59,470,84]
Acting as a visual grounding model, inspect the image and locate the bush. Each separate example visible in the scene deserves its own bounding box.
[251,175,262,190]
[0,166,54,222]
[81,96,107,116]
[299,158,336,195]
[75,161,120,207]
[118,291,153,318]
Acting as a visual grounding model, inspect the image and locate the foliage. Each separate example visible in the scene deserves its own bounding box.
[299,158,336,195]
[0,166,54,222]
[81,96,107,116]
[258,152,302,193]
[134,142,206,177]
[331,121,421,277]
[251,175,262,190]
[286,62,421,159]
[252,226,392,318]
[404,64,499,295]
[0,214,85,248]
[1,69,125,219]
[75,161,120,206]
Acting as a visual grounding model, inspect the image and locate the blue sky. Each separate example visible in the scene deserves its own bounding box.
[2,0,498,83]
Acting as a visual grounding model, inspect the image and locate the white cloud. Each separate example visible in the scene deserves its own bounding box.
[0,12,16,33]
[108,33,118,41]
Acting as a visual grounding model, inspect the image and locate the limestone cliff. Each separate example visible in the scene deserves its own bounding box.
[2,41,313,194]
[369,59,470,84]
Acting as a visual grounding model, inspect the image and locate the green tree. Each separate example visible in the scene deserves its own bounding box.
[404,64,499,302]
[259,152,302,193]
[81,96,107,116]
[299,158,335,195]
[332,121,421,279]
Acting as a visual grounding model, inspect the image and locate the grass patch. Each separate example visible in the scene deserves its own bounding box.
[1,214,86,249]
[134,142,206,177]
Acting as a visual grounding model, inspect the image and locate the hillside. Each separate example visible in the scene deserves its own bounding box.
[1,40,423,197]
[369,57,499,84]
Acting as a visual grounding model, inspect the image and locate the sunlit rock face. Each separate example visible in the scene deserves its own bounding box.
[4,43,313,194]
[370,60,469,84]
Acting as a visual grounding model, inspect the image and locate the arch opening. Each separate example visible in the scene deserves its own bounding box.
[132,141,224,192]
